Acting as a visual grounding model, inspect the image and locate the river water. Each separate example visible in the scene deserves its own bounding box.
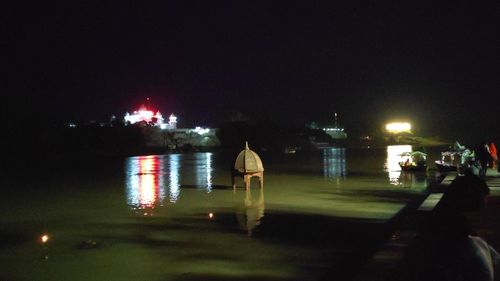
[0,145,439,281]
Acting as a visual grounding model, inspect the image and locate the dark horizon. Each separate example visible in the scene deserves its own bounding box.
[5,1,500,143]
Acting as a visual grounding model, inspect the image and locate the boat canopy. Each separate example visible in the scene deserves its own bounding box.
[400,151,427,164]
[400,151,427,160]
[400,151,427,157]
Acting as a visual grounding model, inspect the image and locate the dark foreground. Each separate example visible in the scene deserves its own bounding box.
[352,169,500,281]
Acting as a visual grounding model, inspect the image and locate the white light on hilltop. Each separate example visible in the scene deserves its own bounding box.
[386,122,411,134]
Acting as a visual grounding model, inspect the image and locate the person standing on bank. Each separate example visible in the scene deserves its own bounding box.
[488,142,497,169]
[397,170,500,281]
[476,141,492,179]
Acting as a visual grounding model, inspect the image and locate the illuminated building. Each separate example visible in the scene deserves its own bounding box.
[124,105,165,127]
[124,105,178,130]
[166,114,177,129]
[123,102,220,148]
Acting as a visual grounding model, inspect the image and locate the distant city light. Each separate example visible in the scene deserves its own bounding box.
[385,122,411,134]
[208,212,214,219]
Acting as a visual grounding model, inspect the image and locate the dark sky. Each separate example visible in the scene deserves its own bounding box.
[5,1,500,141]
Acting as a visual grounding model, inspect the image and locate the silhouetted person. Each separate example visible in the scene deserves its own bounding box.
[395,170,499,281]
[475,141,492,179]
[489,142,497,169]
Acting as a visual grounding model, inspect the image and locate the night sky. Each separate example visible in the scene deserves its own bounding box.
[5,1,500,141]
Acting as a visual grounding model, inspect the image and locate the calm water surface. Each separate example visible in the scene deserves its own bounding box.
[0,146,438,281]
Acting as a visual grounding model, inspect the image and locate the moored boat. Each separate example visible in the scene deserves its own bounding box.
[435,151,461,172]
[398,151,428,172]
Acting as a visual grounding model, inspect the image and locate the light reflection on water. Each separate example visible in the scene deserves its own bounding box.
[196,152,213,193]
[168,154,181,203]
[125,153,214,209]
[0,148,435,281]
[125,148,428,211]
[237,187,265,236]
[323,147,347,181]
[125,155,166,208]
[399,170,428,189]
[384,145,428,188]
[385,145,412,185]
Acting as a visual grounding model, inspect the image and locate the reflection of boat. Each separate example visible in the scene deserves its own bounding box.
[398,151,428,172]
[398,169,428,189]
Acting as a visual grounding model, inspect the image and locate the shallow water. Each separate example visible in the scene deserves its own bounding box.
[0,146,438,281]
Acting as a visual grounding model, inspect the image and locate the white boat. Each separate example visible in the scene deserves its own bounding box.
[435,151,460,172]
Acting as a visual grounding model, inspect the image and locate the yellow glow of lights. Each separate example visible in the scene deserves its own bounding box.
[386,145,412,185]
[208,213,214,219]
[139,157,156,207]
[385,122,411,134]
[41,234,49,243]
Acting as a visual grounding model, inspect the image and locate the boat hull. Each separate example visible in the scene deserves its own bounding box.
[435,160,458,172]
[399,163,428,172]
